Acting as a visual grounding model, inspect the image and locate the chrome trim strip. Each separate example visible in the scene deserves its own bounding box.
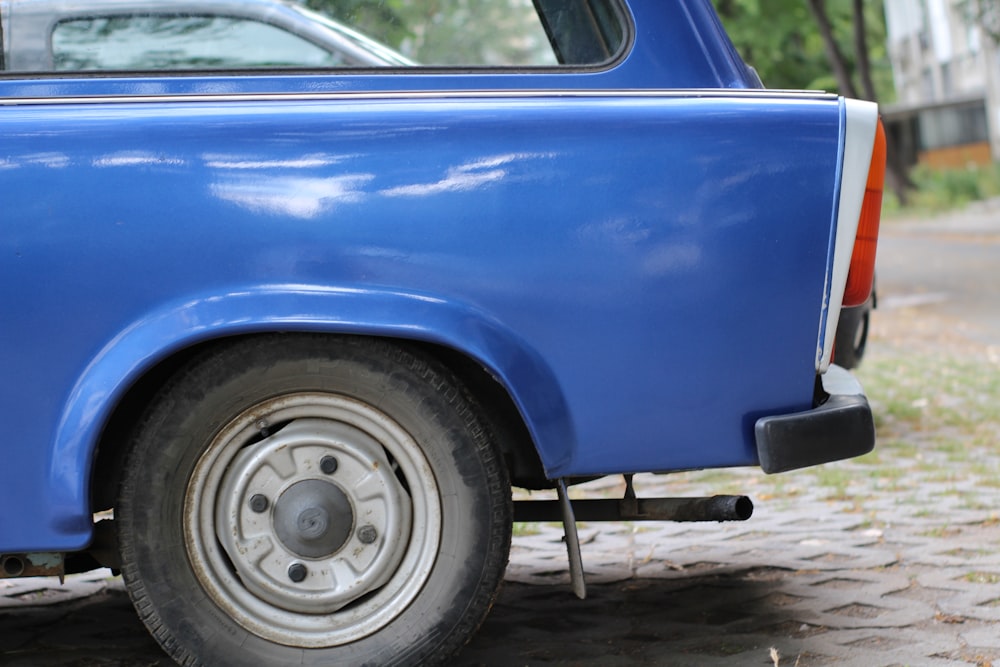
[0,88,839,107]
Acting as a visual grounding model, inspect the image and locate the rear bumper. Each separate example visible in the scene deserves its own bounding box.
[755,365,875,474]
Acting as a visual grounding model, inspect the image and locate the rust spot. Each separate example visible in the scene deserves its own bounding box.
[1,553,65,579]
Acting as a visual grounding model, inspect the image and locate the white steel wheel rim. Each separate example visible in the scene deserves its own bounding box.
[184,392,442,648]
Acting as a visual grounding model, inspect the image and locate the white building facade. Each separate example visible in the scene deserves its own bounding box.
[884,0,1000,166]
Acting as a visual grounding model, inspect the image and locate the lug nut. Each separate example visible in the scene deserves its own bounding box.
[357,525,378,544]
[320,456,338,474]
[249,494,269,513]
[287,563,308,583]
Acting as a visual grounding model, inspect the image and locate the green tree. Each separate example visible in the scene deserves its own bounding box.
[714,0,892,97]
[715,0,833,90]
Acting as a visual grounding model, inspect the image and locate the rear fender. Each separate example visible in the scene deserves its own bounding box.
[50,285,571,544]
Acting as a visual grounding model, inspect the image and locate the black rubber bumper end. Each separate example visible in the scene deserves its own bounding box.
[755,394,875,474]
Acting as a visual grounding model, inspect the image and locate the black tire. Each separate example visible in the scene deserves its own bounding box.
[117,334,511,667]
[833,303,870,370]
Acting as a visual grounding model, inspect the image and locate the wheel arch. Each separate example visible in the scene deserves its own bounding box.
[79,286,561,516]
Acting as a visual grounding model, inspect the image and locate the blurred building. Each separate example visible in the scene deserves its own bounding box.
[883,0,1000,167]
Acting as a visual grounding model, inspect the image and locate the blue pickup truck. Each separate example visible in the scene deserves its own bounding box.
[0,0,885,664]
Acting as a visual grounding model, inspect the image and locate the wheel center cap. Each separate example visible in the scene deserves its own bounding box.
[273,479,354,558]
[297,507,330,539]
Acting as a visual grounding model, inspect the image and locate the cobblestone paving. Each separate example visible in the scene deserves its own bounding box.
[461,465,1000,666]
[2,214,999,666]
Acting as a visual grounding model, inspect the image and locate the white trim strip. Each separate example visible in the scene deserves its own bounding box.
[0,88,839,107]
[817,98,878,372]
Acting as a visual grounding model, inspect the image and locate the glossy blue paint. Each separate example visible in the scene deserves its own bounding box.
[0,0,852,552]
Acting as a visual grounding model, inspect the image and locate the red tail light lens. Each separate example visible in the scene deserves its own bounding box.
[843,119,886,307]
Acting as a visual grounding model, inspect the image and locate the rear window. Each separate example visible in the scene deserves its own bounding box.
[314,0,625,66]
[53,16,345,70]
[9,0,626,73]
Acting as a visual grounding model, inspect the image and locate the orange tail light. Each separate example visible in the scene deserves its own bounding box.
[842,119,886,307]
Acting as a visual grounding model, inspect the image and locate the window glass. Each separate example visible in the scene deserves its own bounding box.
[22,0,624,72]
[53,16,342,70]
[309,0,625,66]
[307,0,558,66]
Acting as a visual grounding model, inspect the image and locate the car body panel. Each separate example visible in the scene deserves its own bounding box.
[0,0,877,554]
[2,91,844,551]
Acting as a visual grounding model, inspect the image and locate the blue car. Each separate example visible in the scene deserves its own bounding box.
[0,0,885,664]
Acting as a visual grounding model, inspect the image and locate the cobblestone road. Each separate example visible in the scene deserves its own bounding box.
[2,210,999,666]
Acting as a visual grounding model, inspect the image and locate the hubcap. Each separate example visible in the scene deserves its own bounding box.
[214,418,412,613]
[185,393,442,646]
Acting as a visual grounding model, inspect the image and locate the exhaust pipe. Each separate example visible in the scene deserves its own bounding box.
[513,494,753,523]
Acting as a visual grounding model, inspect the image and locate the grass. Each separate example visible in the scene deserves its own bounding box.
[512,523,541,537]
[857,355,1000,441]
[884,163,1000,215]
[960,496,993,511]
[921,526,963,539]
